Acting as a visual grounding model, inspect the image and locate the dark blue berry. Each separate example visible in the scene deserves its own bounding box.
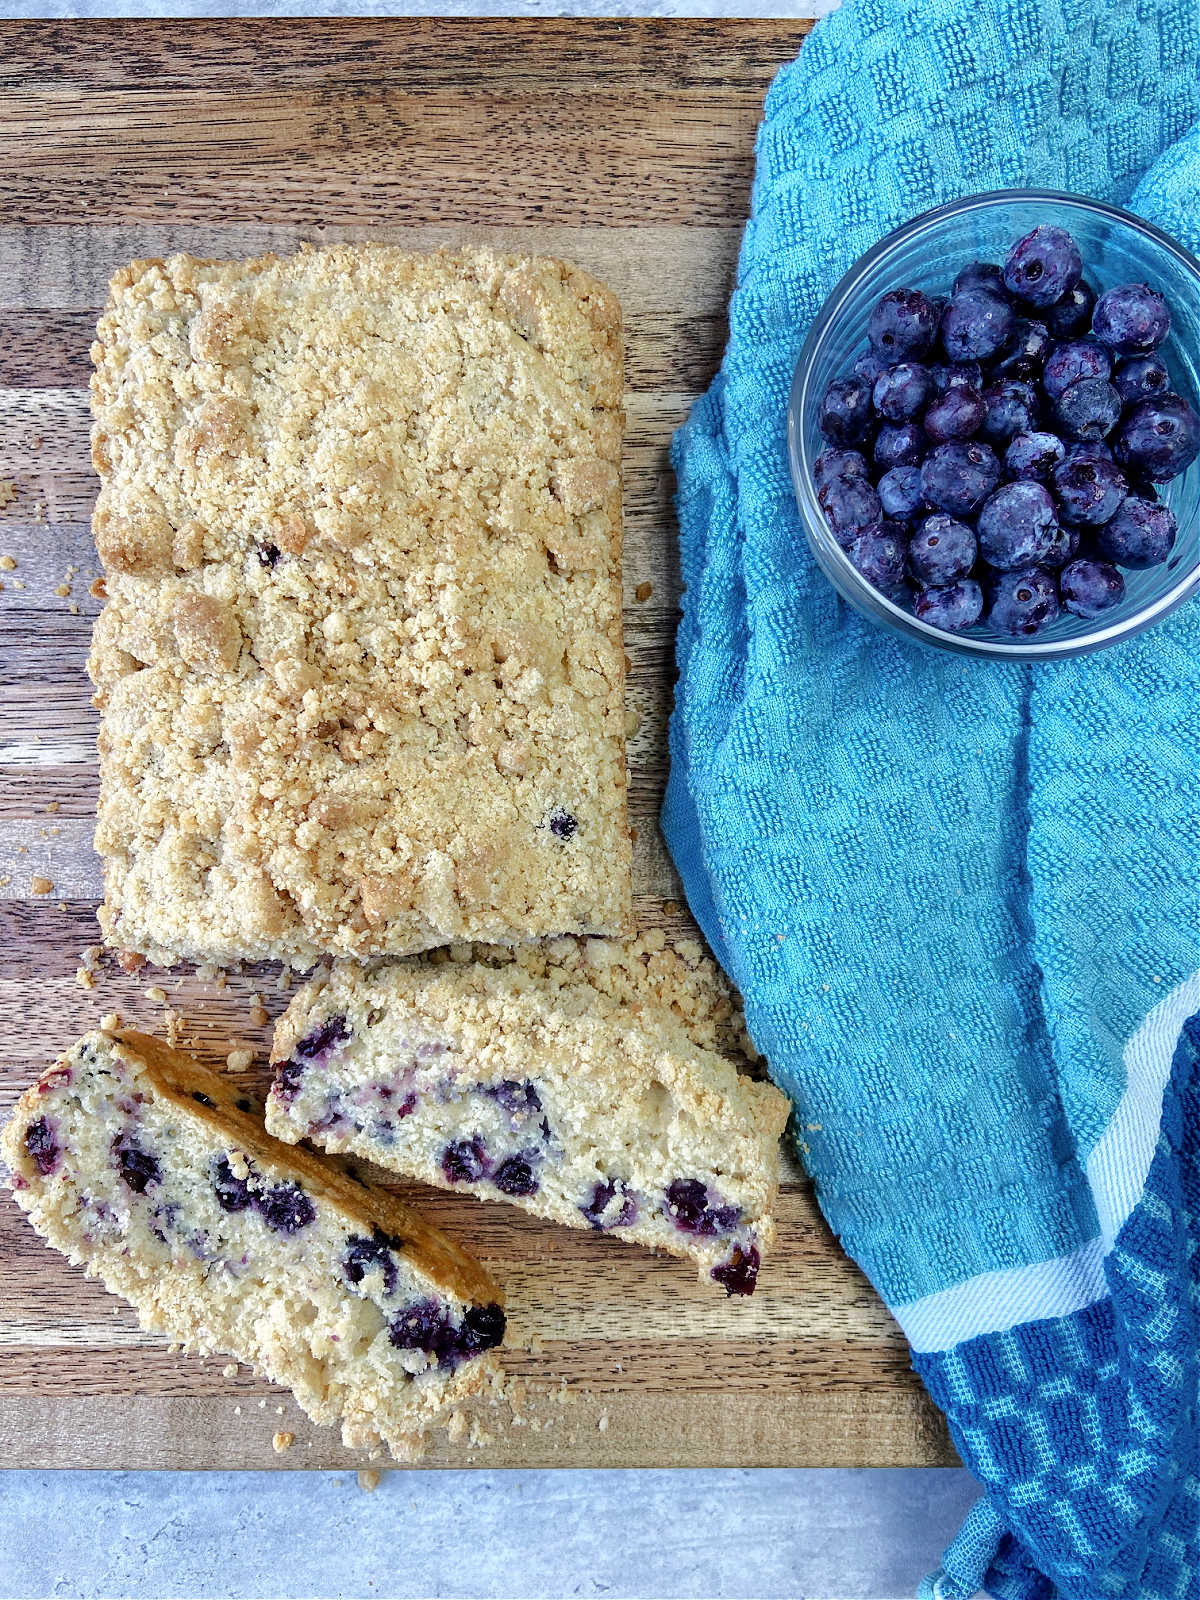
[665,1178,740,1237]
[493,1156,539,1197]
[908,515,976,586]
[1115,394,1200,480]
[456,1303,506,1359]
[547,808,578,841]
[986,567,1060,636]
[1051,456,1127,527]
[1042,522,1081,570]
[873,421,924,470]
[1005,431,1065,481]
[1096,496,1177,568]
[1043,339,1110,401]
[977,481,1060,570]
[852,349,889,387]
[191,1091,215,1108]
[845,526,907,592]
[923,385,986,443]
[441,1137,489,1184]
[913,578,984,632]
[994,318,1052,380]
[1044,280,1096,340]
[818,376,874,445]
[877,465,924,522]
[930,361,983,395]
[1054,377,1121,441]
[940,289,1014,362]
[711,1245,761,1297]
[1066,440,1114,466]
[1060,558,1125,618]
[952,261,1007,298]
[873,362,934,422]
[817,474,881,540]
[342,1232,399,1296]
[867,288,939,361]
[24,1117,60,1176]
[296,1014,351,1061]
[114,1139,161,1194]
[212,1153,254,1212]
[979,379,1039,444]
[488,1080,543,1118]
[389,1299,446,1357]
[273,1059,303,1105]
[1003,226,1082,309]
[920,441,1000,517]
[580,1178,637,1230]
[257,1182,315,1234]
[813,447,869,488]
[1092,283,1171,354]
[257,544,281,569]
[1112,355,1170,405]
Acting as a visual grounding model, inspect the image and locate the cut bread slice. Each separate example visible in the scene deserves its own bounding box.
[2,1027,505,1459]
[268,945,789,1295]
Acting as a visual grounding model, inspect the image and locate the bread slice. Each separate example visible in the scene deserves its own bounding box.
[267,941,790,1295]
[2,1028,505,1458]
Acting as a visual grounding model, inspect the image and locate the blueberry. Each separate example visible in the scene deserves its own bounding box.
[665,1178,739,1237]
[488,1080,543,1118]
[952,261,1008,298]
[872,362,934,422]
[873,421,924,470]
[1041,522,1081,570]
[913,578,984,632]
[1005,431,1066,481]
[995,318,1052,380]
[711,1245,761,1297]
[1112,355,1171,405]
[813,447,869,488]
[923,385,986,443]
[441,1137,489,1184]
[296,1014,351,1061]
[212,1153,254,1212]
[1043,339,1110,401]
[868,288,940,361]
[546,807,578,841]
[977,481,1060,570]
[852,349,889,387]
[818,376,874,445]
[1066,439,1114,466]
[191,1091,215,1108]
[907,514,976,586]
[940,289,1015,362]
[1092,283,1171,354]
[1060,558,1125,618]
[1054,378,1122,441]
[986,567,1060,636]
[257,544,281,569]
[1096,496,1177,568]
[1115,394,1200,480]
[877,465,924,522]
[257,1182,315,1234]
[979,379,1039,444]
[455,1303,507,1360]
[1044,280,1096,340]
[845,525,908,592]
[1051,456,1128,527]
[24,1117,60,1177]
[273,1059,303,1105]
[920,441,1001,517]
[818,474,882,540]
[342,1232,399,1296]
[1003,225,1082,308]
[114,1139,161,1194]
[930,361,983,395]
[493,1155,539,1197]
[580,1178,637,1230]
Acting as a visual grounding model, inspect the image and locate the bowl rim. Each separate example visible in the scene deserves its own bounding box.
[788,186,1200,660]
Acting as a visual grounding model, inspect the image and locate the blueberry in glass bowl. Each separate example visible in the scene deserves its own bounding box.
[788,191,1200,658]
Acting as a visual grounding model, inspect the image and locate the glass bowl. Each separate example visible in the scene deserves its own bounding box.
[787,189,1200,659]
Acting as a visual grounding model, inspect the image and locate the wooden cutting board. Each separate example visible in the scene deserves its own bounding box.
[0,18,956,1471]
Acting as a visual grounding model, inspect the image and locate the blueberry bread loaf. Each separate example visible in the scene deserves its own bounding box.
[2,1028,506,1458]
[267,940,790,1295]
[88,245,632,967]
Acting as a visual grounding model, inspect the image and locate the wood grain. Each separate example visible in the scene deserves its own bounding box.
[0,18,957,1471]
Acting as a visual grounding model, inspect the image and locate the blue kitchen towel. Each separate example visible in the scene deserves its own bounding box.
[662,3,1200,1596]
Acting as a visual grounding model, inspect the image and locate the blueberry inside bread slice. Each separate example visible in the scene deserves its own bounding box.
[2,1028,505,1458]
[267,952,789,1294]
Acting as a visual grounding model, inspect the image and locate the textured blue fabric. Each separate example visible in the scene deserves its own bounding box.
[661,2,1200,1595]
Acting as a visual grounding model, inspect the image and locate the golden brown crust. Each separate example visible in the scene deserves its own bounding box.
[89,245,632,967]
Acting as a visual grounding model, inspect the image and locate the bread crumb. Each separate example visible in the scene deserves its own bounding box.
[45,801,60,815]
[446,1410,468,1443]
[11,579,25,590]
[635,580,653,602]
[250,1005,270,1028]
[145,985,168,1005]
[598,1413,609,1432]
[75,967,95,990]
[624,710,640,737]
[89,576,106,599]
[100,1012,121,1033]
[222,1363,238,1378]
[30,876,53,896]
[0,553,15,571]
[116,949,146,974]
[272,1431,294,1453]
[357,1469,382,1492]
[69,602,80,615]
[233,1405,241,1416]
[226,1047,254,1071]
[54,582,71,598]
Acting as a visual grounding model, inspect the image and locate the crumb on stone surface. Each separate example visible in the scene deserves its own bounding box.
[357,1469,382,1492]
[30,876,53,896]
